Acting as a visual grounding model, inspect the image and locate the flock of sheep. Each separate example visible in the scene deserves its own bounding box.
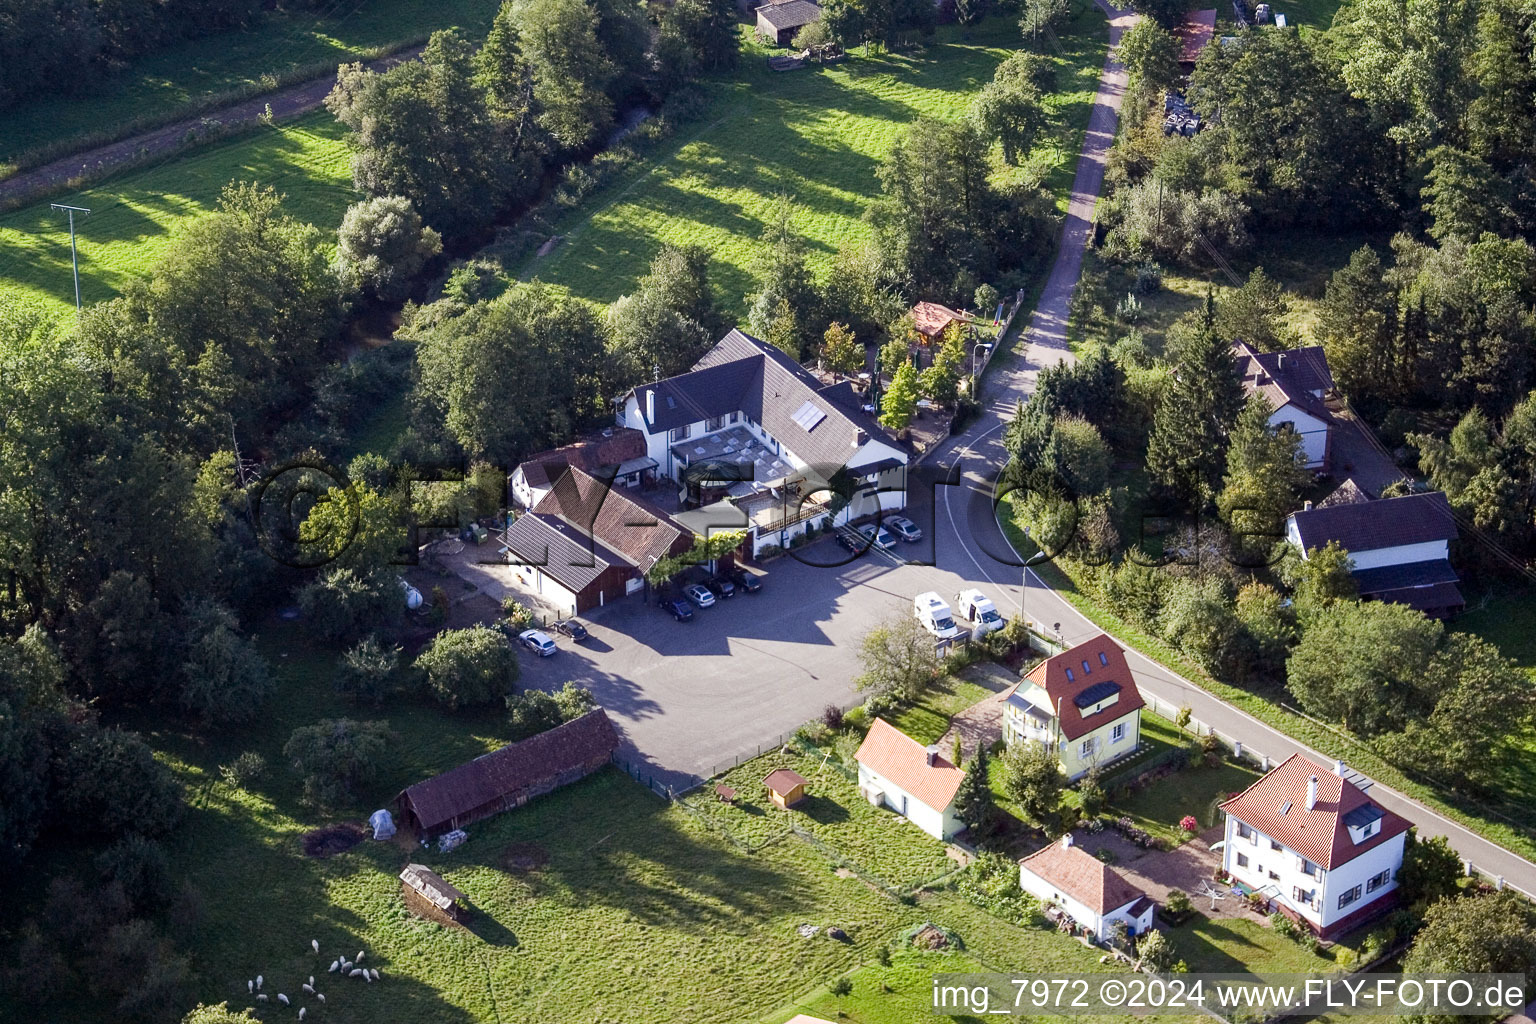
[244,939,381,1017]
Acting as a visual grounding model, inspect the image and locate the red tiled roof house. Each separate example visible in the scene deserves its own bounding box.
[1219,754,1410,939]
[1003,633,1146,780]
[1018,835,1155,941]
[855,717,966,841]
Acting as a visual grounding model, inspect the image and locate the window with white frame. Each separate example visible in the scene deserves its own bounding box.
[1338,885,1363,910]
[1296,856,1320,880]
[1079,738,1094,757]
[1111,723,1126,743]
[1270,839,1283,852]
[1236,853,1249,868]
[1236,821,1253,841]
[1366,869,1392,893]
[706,415,724,431]
[1291,886,1317,909]
[671,423,691,442]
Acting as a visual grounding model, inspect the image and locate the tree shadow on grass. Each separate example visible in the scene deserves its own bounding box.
[798,794,852,825]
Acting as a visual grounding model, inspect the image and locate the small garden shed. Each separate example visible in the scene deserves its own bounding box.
[763,767,809,809]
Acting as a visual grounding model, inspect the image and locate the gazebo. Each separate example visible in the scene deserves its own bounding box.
[763,768,809,809]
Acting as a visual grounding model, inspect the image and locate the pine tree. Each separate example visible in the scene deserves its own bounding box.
[953,741,993,832]
[1146,293,1245,501]
[1218,397,1310,561]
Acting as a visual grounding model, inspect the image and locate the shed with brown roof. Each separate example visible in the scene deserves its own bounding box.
[909,301,975,343]
[763,767,809,809]
[1018,835,1154,940]
[756,0,821,45]
[400,863,470,923]
[395,709,620,836]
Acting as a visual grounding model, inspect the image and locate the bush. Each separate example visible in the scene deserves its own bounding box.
[1179,815,1199,833]
[336,195,442,301]
[337,635,403,706]
[829,976,853,996]
[822,704,845,730]
[1165,889,1192,916]
[218,751,267,789]
[96,836,172,915]
[283,719,393,809]
[416,626,520,710]
[842,704,870,731]
[506,682,596,741]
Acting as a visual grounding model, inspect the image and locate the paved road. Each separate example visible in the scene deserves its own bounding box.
[0,46,422,207]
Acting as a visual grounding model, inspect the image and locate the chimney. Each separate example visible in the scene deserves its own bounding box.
[853,428,868,448]
[1277,352,1287,371]
[1334,759,1346,778]
[925,745,939,767]
[1061,833,1074,849]
[645,389,655,425]
[1306,775,1319,811]
[1303,500,1313,512]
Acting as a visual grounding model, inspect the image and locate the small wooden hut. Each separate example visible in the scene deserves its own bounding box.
[763,768,809,809]
[400,863,470,924]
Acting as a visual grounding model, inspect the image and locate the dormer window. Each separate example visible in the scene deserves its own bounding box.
[1343,804,1385,844]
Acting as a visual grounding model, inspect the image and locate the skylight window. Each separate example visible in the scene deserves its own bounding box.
[790,401,827,432]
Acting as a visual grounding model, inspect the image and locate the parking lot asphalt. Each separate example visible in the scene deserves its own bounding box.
[506,514,1020,790]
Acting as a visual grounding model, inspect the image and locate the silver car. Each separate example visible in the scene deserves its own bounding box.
[517,629,558,657]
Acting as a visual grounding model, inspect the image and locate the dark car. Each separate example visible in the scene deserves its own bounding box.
[553,618,590,641]
[659,597,694,621]
[835,532,862,553]
[705,576,736,599]
[729,569,762,593]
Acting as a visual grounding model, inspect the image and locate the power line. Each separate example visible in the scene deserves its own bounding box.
[49,203,90,313]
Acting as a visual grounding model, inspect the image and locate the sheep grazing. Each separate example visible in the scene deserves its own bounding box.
[308,976,315,987]
[363,971,373,984]
[248,980,254,994]
[356,950,365,963]
[316,994,325,1003]
[349,968,363,978]
[370,969,380,982]
[257,975,264,991]
[328,960,339,973]
[256,994,268,1003]
[277,993,290,1006]
[311,939,320,954]
[298,1009,306,1021]
[340,960,351,971]
[302,983,314,995]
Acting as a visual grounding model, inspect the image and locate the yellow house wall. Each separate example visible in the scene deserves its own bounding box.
[1058,709,1141,780]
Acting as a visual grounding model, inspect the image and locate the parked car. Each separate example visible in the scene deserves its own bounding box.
[955,588,1006,634]
[682,583,716,608]
[553,618,590,641]
[729,569,763,593]
[659,597,694,621]
[857,523,897,550]
[705,576,736,599]
[517,629,558,657]
[886,515,923,542]
[913,591,965,640]
[835,531,863,553]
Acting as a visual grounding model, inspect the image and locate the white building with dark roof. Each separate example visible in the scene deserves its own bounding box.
[1219,754,1410,939]
[618,328,908,556]
[1233,341,1336,471]
[1285,490,1463,617]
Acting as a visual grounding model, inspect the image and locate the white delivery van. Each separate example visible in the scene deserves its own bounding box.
[913,592,965,640]
[955,589,1006,634]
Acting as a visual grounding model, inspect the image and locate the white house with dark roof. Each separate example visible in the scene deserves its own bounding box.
[1285,490,1463,617]
[1018,835,1155,941]
[1219,754,1410,939]
[1002,632,1146,780]
[1233,341,1336,471]
[618,328,909,556]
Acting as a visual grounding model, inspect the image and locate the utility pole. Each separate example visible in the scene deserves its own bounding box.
[50,203,90,313]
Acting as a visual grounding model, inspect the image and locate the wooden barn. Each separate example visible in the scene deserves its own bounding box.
[756,0,821,45]
[400,863,470,924]
[394,709,620,836]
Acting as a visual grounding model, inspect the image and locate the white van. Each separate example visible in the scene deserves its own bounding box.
[955,589,1006,634]
[913,592,965,640]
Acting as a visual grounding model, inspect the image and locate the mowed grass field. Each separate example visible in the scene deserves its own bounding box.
[517,12,1109,318]
[0,112,354,317]
[0,0,503,174]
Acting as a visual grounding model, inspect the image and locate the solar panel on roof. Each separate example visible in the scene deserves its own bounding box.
[1071,680,1122,708]
[790,400,827,432]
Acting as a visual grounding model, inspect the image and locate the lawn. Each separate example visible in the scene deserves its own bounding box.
[0,111,354,318]
[682,747,960,890]
[515,11,1109,320]
[887,665,1014,745]
[0,0,503,176]
[1164,912,1338,975]
[1109,757,1263,847]
[1453,587,1536,820]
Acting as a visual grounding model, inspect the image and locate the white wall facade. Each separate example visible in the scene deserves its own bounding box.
[1221,814,1404,933]
[857,763,962,841]
[1018,865,1153,941]
[1269,404,1330,470]
[1287,525,1449,571]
